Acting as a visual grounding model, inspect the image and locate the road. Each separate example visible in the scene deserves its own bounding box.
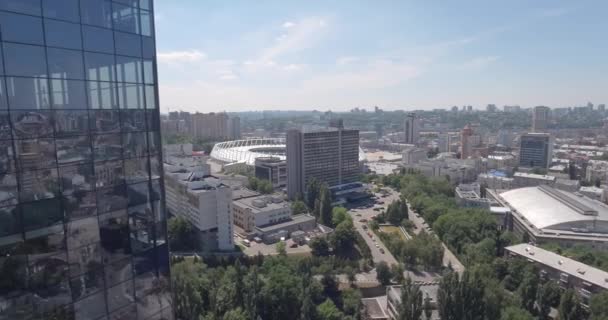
[406,201,466,275]
[349,186,464,282]
[350,190,400,266]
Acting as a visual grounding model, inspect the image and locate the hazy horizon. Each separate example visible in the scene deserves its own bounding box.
[156,0,608,112]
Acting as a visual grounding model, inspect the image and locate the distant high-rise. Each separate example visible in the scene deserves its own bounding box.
[404,113,419,144]
[532,106,551,132]
[0,1,172,319]
[460,125,474,159]
[191,112,240,140]
[486,104,497,112]
[287,127,360,199]
[519,133,554,169]
[228,116,241,139]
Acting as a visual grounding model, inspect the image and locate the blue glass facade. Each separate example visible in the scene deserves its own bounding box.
[0,0,172,319]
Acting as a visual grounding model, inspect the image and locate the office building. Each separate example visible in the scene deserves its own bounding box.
[287,127,360,199]
[254,157,287,189]
[519,133,554,169]
[586,160,608,184]
[232,195,292,233]
[506,244,608,306]
[403,112,419,144]
[532,106,551,132]
[164,160,233,251]
[512,172,556,188]
[0,1,172,319]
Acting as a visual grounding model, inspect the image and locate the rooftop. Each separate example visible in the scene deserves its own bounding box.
[506,244,608,290]
[514,172,556,181]
[233,194,290,213]
[256,214,316,233]
[499,186,608,231]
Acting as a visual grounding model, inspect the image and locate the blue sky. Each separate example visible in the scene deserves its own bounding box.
[154,1,608,112]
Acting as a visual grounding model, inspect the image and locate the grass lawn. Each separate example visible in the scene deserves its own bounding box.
[379,225,408,241]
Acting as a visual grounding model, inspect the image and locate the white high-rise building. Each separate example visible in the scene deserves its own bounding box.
[164,158,234,251]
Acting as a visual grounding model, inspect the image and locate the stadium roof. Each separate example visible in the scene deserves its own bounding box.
[499,185,608,231]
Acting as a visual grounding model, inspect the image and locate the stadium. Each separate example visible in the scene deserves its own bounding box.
[210,138,367,165]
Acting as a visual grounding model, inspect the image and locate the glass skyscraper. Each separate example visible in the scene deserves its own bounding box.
[0,0,172,319]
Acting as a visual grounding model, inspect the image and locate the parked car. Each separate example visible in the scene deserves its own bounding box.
[380,248,385,254]
[359,219,367,223]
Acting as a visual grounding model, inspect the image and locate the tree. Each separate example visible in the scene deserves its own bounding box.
[345,266,357,287]
[330,220,356,254]
[517,265,539,314]
[292,200,308,215]
[386,200,407,225]
[499,306,533,320]
[342,289,362,317]
[397,277,423,320]
[306,178,321,209]
[275,241,286,256]
[331,207,350,227]
[317,299,346,320]
[222,308,248,320]
[170,260,208,320]
[258,179,274,194]
[391,263,405,284]
[376,261,392,286]
[167,216,198,251]
[590,291,608,320]
[319,185,333,227]
[248,176,259,191]
[309,237,330,256]
[559,289,587,320]
[537,281,560,319]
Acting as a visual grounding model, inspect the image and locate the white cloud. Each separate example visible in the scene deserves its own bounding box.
[158,50,206,64]
[259,17,328,63]
[282,21,295,28]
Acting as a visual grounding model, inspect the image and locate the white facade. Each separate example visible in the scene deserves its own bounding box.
[478,173,514,190]
[232,195,292,233]
[164,162,234,251]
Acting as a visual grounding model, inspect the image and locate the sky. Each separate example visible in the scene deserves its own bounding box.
[154,1,608,112]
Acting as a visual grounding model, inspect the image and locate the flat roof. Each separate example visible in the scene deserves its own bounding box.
[256,214,316,232]
[233,195,290,213]
[514,172,556,181]
[506,244,608,289]
[499,186,608,230]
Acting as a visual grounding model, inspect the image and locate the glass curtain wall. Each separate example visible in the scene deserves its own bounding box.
[0,0,172,319]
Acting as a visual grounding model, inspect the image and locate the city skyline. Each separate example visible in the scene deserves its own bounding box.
[156,0,608,112]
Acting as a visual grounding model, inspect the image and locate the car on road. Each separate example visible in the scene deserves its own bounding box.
[373,208,381,211]
[380,248,385,254]
[362,225,368,230]
[355,213,362,217]
[359,219,367,223]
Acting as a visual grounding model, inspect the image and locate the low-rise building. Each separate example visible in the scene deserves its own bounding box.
[579,186,605,202]
[256,214,319,243]
[513,172,556,188]
[478,173,514,190]
[232,194,292,234]
[455,183,498,209]
[254,157,287,189]
[506,244,608,306]
[587,160,608,184]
